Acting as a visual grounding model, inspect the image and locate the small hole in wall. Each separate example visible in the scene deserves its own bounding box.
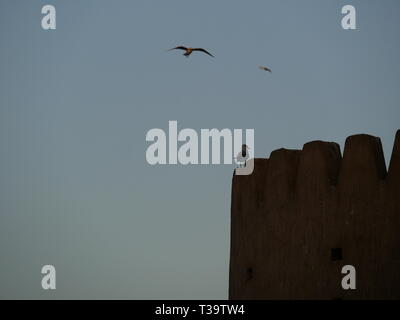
[331,248,343,261]
[246,267,253,281]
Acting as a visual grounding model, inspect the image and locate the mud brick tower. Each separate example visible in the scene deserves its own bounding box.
[229,131,400,299]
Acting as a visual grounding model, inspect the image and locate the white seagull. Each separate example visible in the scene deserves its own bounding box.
[235,144,250,168]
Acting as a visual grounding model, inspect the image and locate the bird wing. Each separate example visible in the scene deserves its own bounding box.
[259,66,272,72]
[193,48,214,57]
[168,46,187,51]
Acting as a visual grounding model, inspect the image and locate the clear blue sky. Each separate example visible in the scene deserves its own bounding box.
[0,0,399,299]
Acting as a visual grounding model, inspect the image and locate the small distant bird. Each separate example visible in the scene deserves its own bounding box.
[259,66,272,72]
[168,46,214,58]
[235,144,250,168]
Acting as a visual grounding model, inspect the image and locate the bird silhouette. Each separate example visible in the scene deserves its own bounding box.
[168,46,214,58]
[259,66,272,72]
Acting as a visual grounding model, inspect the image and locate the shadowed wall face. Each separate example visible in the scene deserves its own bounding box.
[230,131,400,300]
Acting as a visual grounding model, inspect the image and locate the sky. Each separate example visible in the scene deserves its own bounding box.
[0,0,399,299]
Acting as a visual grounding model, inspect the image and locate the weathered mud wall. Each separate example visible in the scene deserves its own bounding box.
[229,131,400,299]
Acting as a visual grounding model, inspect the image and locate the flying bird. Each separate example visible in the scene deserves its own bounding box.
[259,66,272,72]
[235,144,250,168]
[168,46,214,58]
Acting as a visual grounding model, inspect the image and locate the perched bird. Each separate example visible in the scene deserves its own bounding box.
[235,144,250,168]
[168,46,214,58]
[259,66,272,72]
